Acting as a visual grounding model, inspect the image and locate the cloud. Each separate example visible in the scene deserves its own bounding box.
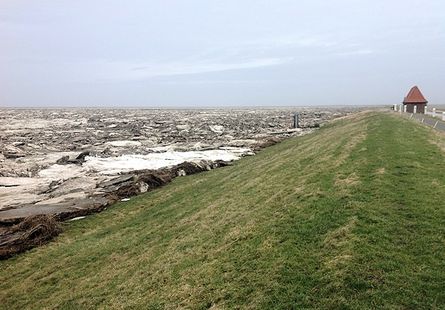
[336,49,374,56]
[235,35,338,49]
[96,57,294,81]
[93,35,339,81]
[199,35,338,60]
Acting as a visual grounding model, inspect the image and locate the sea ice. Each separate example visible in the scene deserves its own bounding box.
[106,140,142,147]
[83,148,252,175]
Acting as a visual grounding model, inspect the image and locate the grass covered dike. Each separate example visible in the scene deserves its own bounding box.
[1,112,445,309]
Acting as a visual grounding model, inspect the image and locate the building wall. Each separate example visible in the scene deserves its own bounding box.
[405,103,426,114]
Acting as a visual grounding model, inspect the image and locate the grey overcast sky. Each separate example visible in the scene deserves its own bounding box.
[1,0,445,107]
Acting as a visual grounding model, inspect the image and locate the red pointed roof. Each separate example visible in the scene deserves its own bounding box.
[403,86,428,104]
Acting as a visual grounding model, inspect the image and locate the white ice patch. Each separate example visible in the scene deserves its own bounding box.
[106,140,142,147]
[148,145,177,153]
[209,125,224,134]
[38,164,85,180]
[83,148,252,175]
[3,118,87,130]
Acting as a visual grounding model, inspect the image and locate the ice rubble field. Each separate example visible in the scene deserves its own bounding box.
[37,148,253,177]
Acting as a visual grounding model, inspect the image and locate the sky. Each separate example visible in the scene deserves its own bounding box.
[1,0,445,107]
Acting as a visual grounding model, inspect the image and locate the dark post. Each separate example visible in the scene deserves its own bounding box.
[293,113,299,129]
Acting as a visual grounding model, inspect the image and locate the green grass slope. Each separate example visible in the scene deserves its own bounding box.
[1,112,445,309]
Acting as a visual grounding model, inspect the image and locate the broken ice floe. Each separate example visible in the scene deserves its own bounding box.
[38,164,85,180]
[82,148,253,175]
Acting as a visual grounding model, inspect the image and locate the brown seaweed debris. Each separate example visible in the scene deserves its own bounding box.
[0,215,62,259]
